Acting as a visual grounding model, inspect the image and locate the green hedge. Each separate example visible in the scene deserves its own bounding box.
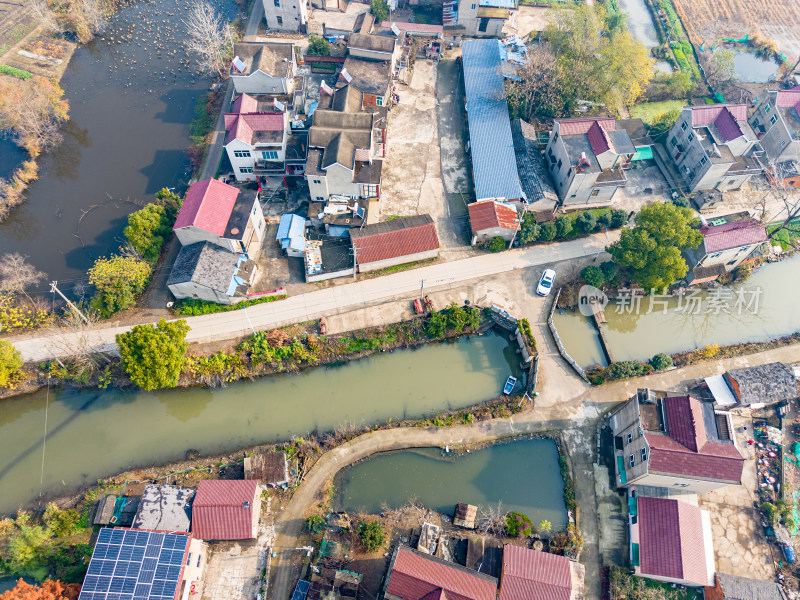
[0,65,32,80]
[174,294,287,315]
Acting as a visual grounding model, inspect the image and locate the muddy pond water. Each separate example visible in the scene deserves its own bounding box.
[0,332,521,515]
[332,438,567,530]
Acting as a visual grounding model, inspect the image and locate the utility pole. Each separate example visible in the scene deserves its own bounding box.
[508,203,527,249]
[352,244,358,279]
[50,281,89,323]
[420,279,424,300]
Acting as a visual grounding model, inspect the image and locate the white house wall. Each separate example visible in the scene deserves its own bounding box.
[307,174,330,201]
[180,538,208,600]
[357,248,439,272]
[263,0,307,32]
[325,163,362,198]
[226,139,258,182]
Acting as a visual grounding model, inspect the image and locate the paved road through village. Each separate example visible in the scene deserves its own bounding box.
[9,231,618,362]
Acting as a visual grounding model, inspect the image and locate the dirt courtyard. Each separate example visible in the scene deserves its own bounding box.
[673,0,800,60]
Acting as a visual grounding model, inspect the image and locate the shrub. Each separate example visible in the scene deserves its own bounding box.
[596,211,612,227]
[700,343,720,358]
[650,353,673,371]
[175,294,287,315]
[117,319,190,390]
[425,310,447,338]
[555,216,573,238]
[489,236,506,252]
[574,211,597,234]
[305,515,325,535]
[580,265,605,288]
[610,209,628,228]
[359,520,385,552]
[518,213,539,244]
[538,222,557,241]
[0,339,23,388]
[505,511,533,538]
[599,261,619,281]
[671,196,690,208]
[42,504,80,538]
[604,360,649,380]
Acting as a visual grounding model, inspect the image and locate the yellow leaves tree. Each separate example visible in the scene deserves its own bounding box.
[0,75,69,157]
[88,255,152,316]
[0,339,23,389]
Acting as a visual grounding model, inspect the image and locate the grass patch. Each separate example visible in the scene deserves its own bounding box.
[0,65,33,79]
[362,258,437,278]
[630,100,685,124]
[173,294,288,315]
[767,220,800,251]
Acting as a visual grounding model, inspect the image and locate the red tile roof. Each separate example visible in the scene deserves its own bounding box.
[468,200,518,234]
[775,87,800,108]
[638,497,709,585]
[713,107,744,142]
[646,395,744,484]
[224,113,285,145]
[701,218,768,253]
[691,104,748,126]
[386,546,497,600]
[555,117,616,137]
[499,545,572,600]
[232,93,258,114]
[191,479,258,540]
[351,215,439,265]
[586,120,612,155]
[173,179,241,236]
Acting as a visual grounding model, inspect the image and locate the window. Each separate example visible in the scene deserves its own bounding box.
[197,554,201,567]
[364,184,378,196]
[376,96,383,106]
[591,189,599,197]
[753,118,760,127]
[629,454,635,468]
[670,137,677,147]
[640,448,647,462]
[553,132,559,143]
[709,251,724,258]
[765,102,772,113]
[187,553,192,566]
[771,114,778,125]
[233,150,250,158]
[626,432,633,444]
[312,178,321,184]
[261,150,278,160]
[470,3,476,8]
[687,133,694,143]
[680,121,687,131]
[736,245,751,253]
[781,139,787,148]
[700,156,707,166]
[239,167,253,174]
[274,0,280,5]
[277,15,282,24]
[673,483,690,487]
[315,196,324,201]
[557,158,562,170]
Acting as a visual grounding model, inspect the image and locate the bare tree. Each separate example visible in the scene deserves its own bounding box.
[25,0,59,33]
[759,160,800,243]
[48,308,111,378]
[183,0,233,77]
[476,501,505,536]
[703,49,736,87]
[80,0,106,34]
[0,253,46,299]
[0,76,69,157]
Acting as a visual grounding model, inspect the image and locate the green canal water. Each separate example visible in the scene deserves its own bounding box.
[332,438,567,529]
[0,332,521,515]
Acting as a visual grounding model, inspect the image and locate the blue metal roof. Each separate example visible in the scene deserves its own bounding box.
[462,39,522,201]
[276,214,293,241]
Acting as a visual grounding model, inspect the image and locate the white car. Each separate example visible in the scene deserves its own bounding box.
[536,269,556,296]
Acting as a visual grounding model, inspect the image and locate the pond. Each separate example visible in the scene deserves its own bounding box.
[732,50,779,83]
[552,254,800,368]
[0,331,522,515]
[332,438,568,530]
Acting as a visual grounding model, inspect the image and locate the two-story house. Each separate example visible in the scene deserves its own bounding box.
[682,212,768,284]
[609,393,744,494]
[545,117,636,206]
[346,33,400,70]
[456,0,517,37]
[173,178,267,259]
[231,42,296,95]
[224,94,293,182]
[340,57,393,108]
[667,105,761,192]
[262,0,307,32]
[749,87,800,187]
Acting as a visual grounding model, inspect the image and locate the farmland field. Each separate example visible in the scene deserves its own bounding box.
[672,0,800,59]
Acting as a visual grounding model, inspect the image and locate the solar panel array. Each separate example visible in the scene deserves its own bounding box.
[79,528,188,600]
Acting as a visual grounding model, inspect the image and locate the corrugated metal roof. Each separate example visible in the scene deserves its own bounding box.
[462,40,522,201]
[499,545,572,600]
[192,480,258,540]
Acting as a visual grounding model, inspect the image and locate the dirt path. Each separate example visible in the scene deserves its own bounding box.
[266,340,800,600]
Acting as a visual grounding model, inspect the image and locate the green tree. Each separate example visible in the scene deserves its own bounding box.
[555,216,573,238]
[489,237,506,252]
[116,319,190,390]
[648,108,681,143]
[307,34,331,56]
[599,260,619,281]
[155,187,184,223]
[518,213,539,245]
[359,520,385,552]
[0,339,22,388]
[370,0,389,23]
[42,504,80,538]
[607,202,701,290]
[425,311,447,338]
[580,265,605,288]
[305,515,325,535]
[609,209,628,228]
[88,255,152,316]
[538,222,557,241]
[124,204,168,263]
[650,353,673,371]
[574,211,597,234]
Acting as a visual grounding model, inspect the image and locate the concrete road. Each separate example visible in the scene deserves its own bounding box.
[8,231,618,362]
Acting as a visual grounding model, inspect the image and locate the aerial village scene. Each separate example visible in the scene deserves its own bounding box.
[2,0,800,597]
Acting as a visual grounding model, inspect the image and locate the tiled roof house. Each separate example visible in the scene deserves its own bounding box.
[609,394,744,493]
[748,87,800,165]
[350,214,439,272]
[723,362,798,407]
[191,480,260,541]
[499,545,584,600]
[383,545,497,600]
[468,199,518,245]
[631,496,715,587]
[706,573,788,600]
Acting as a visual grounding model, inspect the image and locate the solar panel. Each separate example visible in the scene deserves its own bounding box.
[79,530,190,600]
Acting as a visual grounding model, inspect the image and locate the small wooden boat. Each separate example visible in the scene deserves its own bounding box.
[503,376,517,395]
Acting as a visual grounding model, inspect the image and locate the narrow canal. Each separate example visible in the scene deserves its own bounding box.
[0,0,238,284]
[0,332,521,515]
[552,255,800,368]
[332,438,568,529]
